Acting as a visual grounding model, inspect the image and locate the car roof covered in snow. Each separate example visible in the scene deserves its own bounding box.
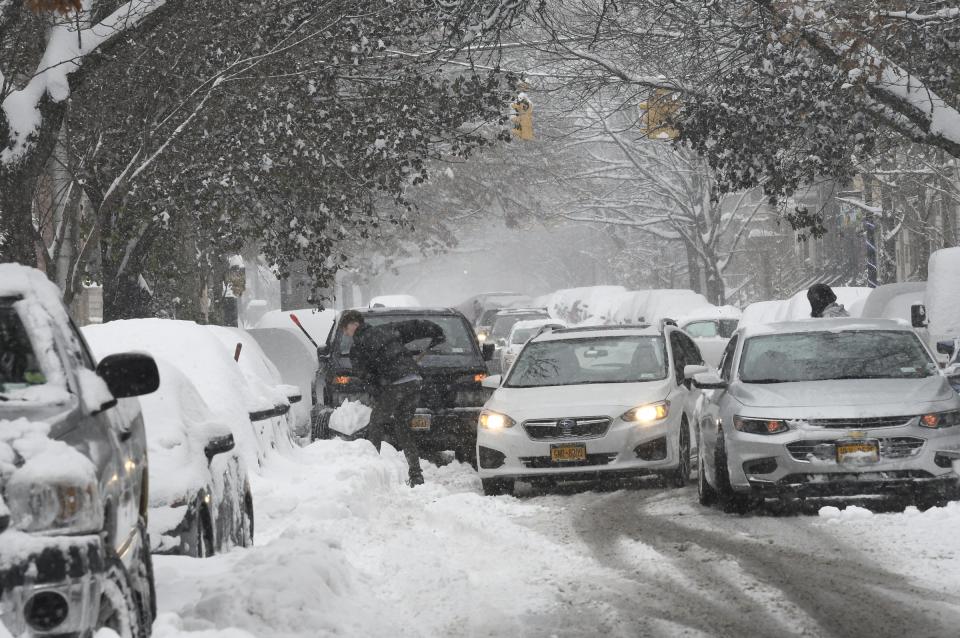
[738,317,913,339]
[533,324,662,342]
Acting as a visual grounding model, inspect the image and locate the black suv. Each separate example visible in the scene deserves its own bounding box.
[312,307,494,463]
[1,265,159,637]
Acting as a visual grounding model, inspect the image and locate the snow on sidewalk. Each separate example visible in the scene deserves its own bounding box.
[151,439,606,638]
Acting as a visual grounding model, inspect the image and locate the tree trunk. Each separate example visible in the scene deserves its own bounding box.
[683,240,702,294]
[0,172,42,265]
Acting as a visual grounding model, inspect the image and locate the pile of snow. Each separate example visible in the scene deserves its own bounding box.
[740,287,871,327]
[368,294,420,308]
[859,282,926,322]
[328,400,372,436]
[150,440,614,638]
[676,304,742,325]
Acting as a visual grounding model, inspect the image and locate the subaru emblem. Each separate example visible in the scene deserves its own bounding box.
[558,419,576,435]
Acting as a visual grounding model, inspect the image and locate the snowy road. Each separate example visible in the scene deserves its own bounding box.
[153,440,960,638]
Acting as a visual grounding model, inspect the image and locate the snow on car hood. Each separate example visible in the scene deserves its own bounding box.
[488,380,672,421]
[733,377,958,410]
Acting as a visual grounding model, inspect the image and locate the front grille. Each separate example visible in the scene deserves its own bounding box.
[522,416,611,441]
[786,437,925,462]
[801,416,916,429]
[519,453,618,468]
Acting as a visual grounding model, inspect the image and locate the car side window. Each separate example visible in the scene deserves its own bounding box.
[719,335,739,381]
[680,333,704,366]
[669,332,685,384]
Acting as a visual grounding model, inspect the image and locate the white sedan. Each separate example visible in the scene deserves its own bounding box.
[477,324,707,495]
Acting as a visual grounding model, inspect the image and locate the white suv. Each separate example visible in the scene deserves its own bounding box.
[477,324,706,495]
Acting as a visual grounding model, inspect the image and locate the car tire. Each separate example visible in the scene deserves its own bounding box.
[97,557,149,638]
[697,448,718,506]
[134,519,157,623]
[193,505,214,558]
[914,481,960,511]
[664,421,692,488]
[482,478,514,496]
[715,429,754,515]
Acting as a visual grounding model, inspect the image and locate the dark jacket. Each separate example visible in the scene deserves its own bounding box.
[350,320,445,389]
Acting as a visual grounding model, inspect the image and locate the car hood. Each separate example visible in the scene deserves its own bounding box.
[733,377,957,410]
[488,380,672,420]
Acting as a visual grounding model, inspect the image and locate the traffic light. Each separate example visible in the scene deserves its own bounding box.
[639,89,680,140]
[511,94,534,141]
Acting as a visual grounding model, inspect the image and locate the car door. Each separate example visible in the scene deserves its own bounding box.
[699,333,739,475]
[675,332,705,452]
[668,330,695,428]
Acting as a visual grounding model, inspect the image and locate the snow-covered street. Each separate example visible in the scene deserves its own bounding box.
[152,440,960,638]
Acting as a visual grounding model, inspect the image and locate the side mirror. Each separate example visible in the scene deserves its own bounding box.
[692,371,727,390]
[912,304,928,328]
[204,433,236,461]
[684,364,710,380]
[482,343,496,361]
[481,374,502,389]
[497,338,508,347]
[96,353,159,399]
[937,340,957,356]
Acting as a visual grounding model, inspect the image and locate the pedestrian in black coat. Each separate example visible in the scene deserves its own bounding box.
[339,310,445,486]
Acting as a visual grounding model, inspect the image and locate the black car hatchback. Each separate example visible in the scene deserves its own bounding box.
[312,307,494,464]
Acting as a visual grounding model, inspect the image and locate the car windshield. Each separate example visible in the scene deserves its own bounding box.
[511,326,547,344]
[0,303,50,396]
[684,319,739,339]
[739,330,936,383]
[491,313,548,340]
[505,336,667,387]
[340,315,476,356]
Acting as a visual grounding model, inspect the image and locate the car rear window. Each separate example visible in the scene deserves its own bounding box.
[340,315,477,356]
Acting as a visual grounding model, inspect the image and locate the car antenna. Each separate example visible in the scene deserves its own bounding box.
[290,313,320,349]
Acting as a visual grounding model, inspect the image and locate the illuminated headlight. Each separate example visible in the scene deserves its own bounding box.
[622,401,669,424]
[477,333,488,343]
[6,481,103,534]
[479,410,515,430]
[919,410,960,429]
[734,416,789,435]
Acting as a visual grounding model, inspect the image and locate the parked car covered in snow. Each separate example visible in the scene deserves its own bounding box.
[314,307,495,464]
[693,319,960,512]
[0,265,159,637]
[477,324,705,496]
[84,327,254,557]
[500,319,566,373]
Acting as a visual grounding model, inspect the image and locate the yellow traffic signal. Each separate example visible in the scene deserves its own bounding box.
[511,94,534,141]
[639,89,680,140]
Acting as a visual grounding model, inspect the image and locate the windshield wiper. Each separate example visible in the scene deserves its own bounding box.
[744,378,788,384]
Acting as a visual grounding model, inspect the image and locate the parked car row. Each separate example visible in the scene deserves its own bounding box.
[1,266,306,637]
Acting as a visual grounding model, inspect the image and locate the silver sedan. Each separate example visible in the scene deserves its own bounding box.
[692,318,960,512]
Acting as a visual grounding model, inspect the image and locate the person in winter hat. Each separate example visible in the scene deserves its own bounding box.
[339,309,445,487]
[807,283,849,318]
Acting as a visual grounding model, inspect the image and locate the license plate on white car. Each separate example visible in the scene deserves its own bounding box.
[410,414,431,431]
[550,443,587,462]
[836,439,879,464]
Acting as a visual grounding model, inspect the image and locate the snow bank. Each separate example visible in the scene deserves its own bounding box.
[151,440,614,638]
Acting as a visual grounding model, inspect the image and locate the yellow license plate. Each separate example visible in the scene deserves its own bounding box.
[550,444,587,462]
[836,440,879,464]
[410,414,432,431]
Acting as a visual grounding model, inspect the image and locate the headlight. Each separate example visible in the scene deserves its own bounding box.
[734,416,789,435]
[479,410,515,430]
[5,480,103,534]
[622,401,669,424]
[919,410,960,429]
[477,333,488,343]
